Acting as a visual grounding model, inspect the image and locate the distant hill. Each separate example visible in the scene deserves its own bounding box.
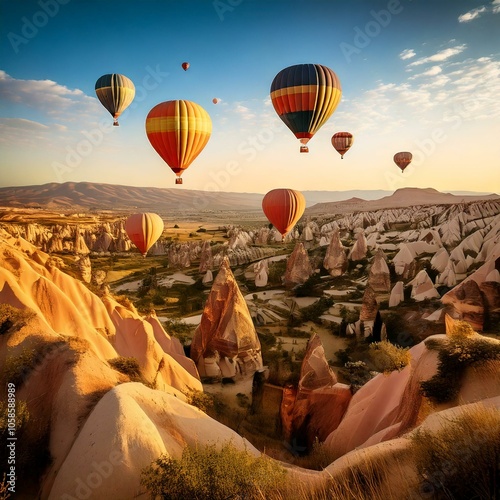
[0,182,497,214]
[306,187,500,214]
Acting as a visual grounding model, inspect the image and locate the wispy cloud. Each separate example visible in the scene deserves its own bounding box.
[234,103,256,120]
[458,6,487,22]
[400,49,416,60]
[0,70,98,120]
[409,45,467,66]
[493,0,500,13]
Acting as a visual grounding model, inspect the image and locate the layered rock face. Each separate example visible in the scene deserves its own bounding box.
[281,334,351,450]
[368,249,391,293]
[190,257,263,379]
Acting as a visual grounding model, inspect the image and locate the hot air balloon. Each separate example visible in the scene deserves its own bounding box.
[331,132,354,159]
[146,100,212,184]
[125,213,164,257]
[262,188,306,237]
[212,98,220,104]
[393,152,412,172]
[95,74,135,126]
[270,64,342,153]
[182,62,190,71]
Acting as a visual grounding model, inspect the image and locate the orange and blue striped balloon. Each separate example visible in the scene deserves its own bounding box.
[270,64,342,152]
[95,74,135,126]
[145,100,212,184]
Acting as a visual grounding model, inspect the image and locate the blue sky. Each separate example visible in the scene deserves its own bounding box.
[1,0,499,195]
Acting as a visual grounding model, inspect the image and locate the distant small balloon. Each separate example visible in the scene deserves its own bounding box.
[212,97,220,104]
[125,213,164,257]
[182,62,190,71]
[393,151,413,172]
[331,132,354,159]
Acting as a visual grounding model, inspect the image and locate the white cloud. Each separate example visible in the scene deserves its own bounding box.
[493,0,500,13]
[400,49,416,60]
[409,45,467,66]
[411,66,443,79]
[0,118,49,130]
[458,6,487,22]
[0,70,98,119]
[234,104,256,120]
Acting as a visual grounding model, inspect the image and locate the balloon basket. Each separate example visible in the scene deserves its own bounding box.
[175,178,183,185]
[113,122,119,127]
[300,146,309,153]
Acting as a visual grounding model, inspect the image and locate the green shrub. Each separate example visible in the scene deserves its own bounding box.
[141,441,287,500]
[0,304,35,336]
[342,361,373,393]
[421,335,500,404]
[369,341,411,374]
[185,389,216,414]
[108,357,141,378]
[411,404,500,499]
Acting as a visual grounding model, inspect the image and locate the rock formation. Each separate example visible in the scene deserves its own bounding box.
[348,231,368,261]
[282,334,351,450]
[389,281,405,307]
[409,270,440,301]
[283,242,313,287]
[190,257,263,379]
[323,230,347,277]
[368,249,391,293]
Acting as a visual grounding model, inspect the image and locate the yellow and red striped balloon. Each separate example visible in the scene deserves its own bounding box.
[393,151,412,172]
[262,188,306,237]
[270,64,342,152]
[95,73,135,126]
[125,213,164,257]
[331,132,354,159]
[145,100,212,184]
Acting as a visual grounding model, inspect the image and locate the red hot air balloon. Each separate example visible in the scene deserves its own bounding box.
[262,189,306,237]
[182,62,190,71]
[212,97,220,104]
[145,100,212,184]
[125,213,164,257]
[331,132,354,159]
[270,64,342,153]
[393,152,413,172]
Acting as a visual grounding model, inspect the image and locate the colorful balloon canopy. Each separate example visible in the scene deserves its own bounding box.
[95,74,135,126]
[124,213,164,257]
[262,188,306,237]
[393,152,413,172]
[270,64,342,153]
[182,62,190,71]
[331,132,354,159]
[145,100,212,184]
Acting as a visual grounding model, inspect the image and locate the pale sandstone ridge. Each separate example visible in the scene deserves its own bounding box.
[0,229,202,498]
[190,256,263,379]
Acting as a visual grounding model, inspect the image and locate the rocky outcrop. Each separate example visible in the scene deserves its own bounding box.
[190,257,263,379]
[323,230,347,277]
[389,281,405,307]
[409,270,440,301]
[283,242,313,287]
[368,249,391,293]
[282,334,351,450]
[442,279,486,331]
[360,286,378,322]
[348,231,368,261]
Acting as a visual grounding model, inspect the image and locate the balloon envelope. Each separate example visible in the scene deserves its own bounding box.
[394,152,413,172]
[125,213,164,257]
[262,189,306,236]
[95,74,135,126]
[145,100,212,183]
[331,132,354,159]
[270,64,342,152]
[182,62,190,71]
[212,97,220,104]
